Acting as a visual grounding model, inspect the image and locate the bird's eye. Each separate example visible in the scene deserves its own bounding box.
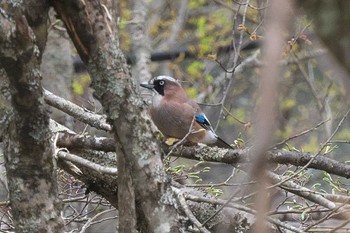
[159,80,165,85]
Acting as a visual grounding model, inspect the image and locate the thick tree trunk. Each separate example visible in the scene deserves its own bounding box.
[52,0,180,232]
[0,1,63,232]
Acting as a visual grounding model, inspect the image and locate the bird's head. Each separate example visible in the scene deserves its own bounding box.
[140,76,183,97]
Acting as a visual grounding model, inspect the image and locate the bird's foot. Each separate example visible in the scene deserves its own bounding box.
[165,137,179,146]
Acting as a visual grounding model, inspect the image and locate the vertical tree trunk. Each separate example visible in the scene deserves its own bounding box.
[0,2,63,232]
[52,0,180,232]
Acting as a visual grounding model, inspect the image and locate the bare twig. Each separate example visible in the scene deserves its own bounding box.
[266,171,336,210]
[304,202,350,232]
[272,118,330,148]
[293,53,323,111]
[185,193,303,233]
[329,218,350,233]
[201,189,241,227]
[0,201,9,206]
[272,108,350,188]
[173,188,211,233]
[158,0,188,50]
[80,208,116,233]
[213,0,251,131]
[223,106,248,125]
[329,140,350,144]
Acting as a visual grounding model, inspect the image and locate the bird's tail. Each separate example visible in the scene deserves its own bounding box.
[213,136,233,149]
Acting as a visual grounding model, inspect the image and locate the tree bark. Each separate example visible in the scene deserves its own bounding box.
[0,2,63,232]
[52,0,180,232]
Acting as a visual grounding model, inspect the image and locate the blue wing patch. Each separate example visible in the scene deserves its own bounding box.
[195,113,212,130]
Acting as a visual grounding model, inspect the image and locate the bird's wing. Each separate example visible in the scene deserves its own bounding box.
[185,100,233,149]
[150,100,197,138]
[185,99,216,132]
[194,112,214,131]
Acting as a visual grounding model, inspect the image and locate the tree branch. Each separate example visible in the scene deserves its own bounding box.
[185,193,303,233]
[173,187,211,233]
[56,150,118,175]
[44,89,112,131]
[56,132,115,152]
[168,146,350,179]
[266,171,336,210]
[53,129,350,179]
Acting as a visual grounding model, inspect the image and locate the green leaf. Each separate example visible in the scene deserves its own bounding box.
[186,87,198,99]
[186,61,205,78]
[72,80,84,96]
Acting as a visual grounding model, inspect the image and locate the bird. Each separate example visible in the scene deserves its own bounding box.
[140,75,233,149]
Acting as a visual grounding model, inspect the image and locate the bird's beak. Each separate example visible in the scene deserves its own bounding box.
[140,81,154,90]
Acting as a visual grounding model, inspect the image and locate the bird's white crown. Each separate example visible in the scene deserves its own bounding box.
[154,76,177,82]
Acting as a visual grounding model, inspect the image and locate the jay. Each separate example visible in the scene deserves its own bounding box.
[140,76,232,149]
